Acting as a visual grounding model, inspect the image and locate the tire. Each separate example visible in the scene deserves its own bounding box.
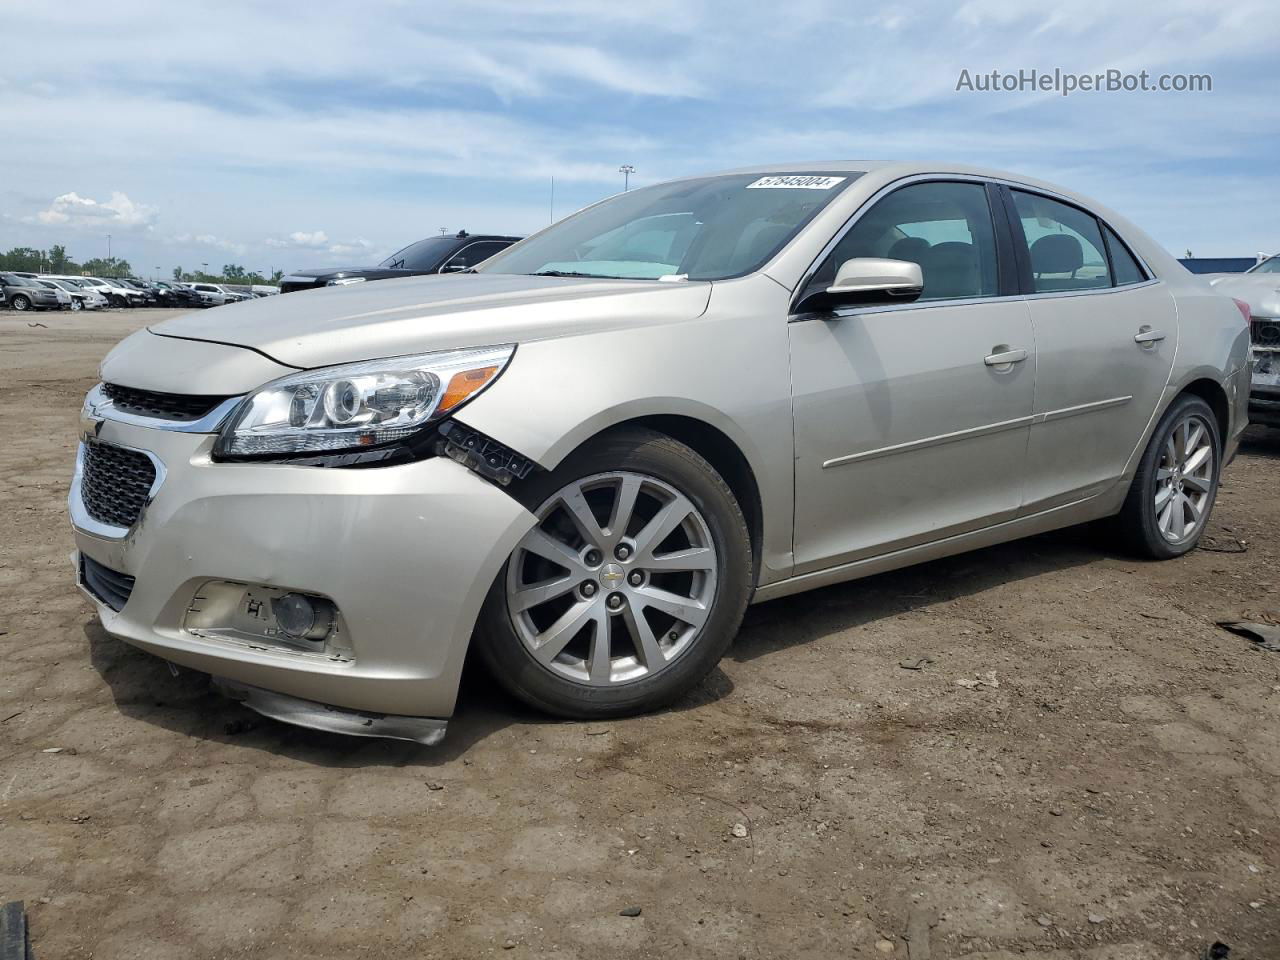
[71,299,83,311]
[11,295,30,311]
[475,427,752,719]
[1114,394,1221,559]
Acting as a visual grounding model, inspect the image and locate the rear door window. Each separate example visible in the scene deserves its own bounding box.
[1011,190,1112,292]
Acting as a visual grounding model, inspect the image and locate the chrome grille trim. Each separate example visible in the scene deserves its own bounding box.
[69,440,166,540]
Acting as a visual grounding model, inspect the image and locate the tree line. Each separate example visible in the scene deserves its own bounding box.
[0,245,283,285]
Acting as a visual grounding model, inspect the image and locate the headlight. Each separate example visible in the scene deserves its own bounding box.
[215,345,514,457]
[326,276,367,286]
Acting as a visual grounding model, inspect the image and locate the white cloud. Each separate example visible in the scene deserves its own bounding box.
[265,231,330,249]
[29,191,156,230]
[170,233,247,256]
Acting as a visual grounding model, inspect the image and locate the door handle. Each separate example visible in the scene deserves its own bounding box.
[1134,327,1166,345]
[984,348,1028,366]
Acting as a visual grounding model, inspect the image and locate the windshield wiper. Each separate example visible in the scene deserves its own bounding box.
[529,269,619,279]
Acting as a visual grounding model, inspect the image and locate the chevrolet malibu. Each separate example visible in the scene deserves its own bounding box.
[72,163,1252,744]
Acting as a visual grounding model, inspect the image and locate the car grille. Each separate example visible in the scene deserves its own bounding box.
[1252,318,1280,349]
[80,440,157,529]
[80,555,135,612]
[102,383,229,422]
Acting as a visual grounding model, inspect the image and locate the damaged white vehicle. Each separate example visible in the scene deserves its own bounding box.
[71,162,1251,744]
[1205,255,1280,427]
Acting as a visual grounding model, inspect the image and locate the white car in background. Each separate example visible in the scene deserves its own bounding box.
[180,282,235,306]
[1205,255,1280,427]
[46,277,108,310]
[76,277,133,307]
[99,278,148,307]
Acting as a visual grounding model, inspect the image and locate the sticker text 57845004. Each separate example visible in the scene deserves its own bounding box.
[746,175,846,190]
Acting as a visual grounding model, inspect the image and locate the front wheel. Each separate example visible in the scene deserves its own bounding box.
[1115,394,1221,559]
[475,428,752,719]
[10,295,30,311]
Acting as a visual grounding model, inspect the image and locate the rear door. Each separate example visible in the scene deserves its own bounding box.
[788,179,1035,573]
[1002,187,1177,513]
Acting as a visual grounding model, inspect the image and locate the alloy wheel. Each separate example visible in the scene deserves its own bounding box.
[1154,413,1215,543]
[12,296,29,311]
[506,471,718,686]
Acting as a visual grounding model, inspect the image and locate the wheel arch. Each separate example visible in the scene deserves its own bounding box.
[1175,376,1230,444]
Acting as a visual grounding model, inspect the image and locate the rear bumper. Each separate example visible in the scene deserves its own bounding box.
[71,416,535,720]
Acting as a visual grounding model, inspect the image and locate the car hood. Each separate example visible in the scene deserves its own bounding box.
[1206,273,1280,318]
[148,273,713,369]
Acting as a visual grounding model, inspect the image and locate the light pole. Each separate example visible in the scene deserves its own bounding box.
[106,234,112,269]
[619,164,635,191]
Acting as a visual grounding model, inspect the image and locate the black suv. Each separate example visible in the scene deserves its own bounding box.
[278,231,521,294]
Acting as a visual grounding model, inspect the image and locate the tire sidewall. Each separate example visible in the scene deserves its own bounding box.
[476,429,752,719]
[1132,396,1221,559]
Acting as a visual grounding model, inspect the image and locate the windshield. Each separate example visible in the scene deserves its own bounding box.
[1248,255,1280,274]
[2,274,36,287]
[379,237,456,270]
[480,173,858,281]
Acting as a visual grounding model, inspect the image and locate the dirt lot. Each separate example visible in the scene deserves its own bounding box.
[2,308,1278,959]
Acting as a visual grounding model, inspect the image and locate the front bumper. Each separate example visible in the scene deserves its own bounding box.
[71,416,536,721]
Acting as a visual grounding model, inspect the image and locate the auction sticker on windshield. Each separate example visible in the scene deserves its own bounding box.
[746,175,846,189]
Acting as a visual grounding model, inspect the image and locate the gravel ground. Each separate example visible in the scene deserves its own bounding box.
[2,308,1278,959]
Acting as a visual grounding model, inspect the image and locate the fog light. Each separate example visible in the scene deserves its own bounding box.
[270,593,335,641]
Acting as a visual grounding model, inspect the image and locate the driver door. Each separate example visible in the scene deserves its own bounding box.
[788,179,1035,574]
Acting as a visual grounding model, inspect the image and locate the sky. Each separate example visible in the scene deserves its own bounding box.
[1,0,1276,277]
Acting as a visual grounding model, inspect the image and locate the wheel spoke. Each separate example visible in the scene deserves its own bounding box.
[1154,484,1175,510]
[1183,444,1210,475]
[634,584,709,628]
[1182,491,1204,527]
[510,575,577,613]
[621,601,666,671]
[1174,421,1188,461]
[586,610,613,682]
[1182,473,1211,494]
[605,475,642,548]
[1169,494,1186,539]
[532,599,597,664]
[1157,499,1175,535]
[643,546,715,572]
[521,528,585,574]
[1155,467,1174,483]
[559,486,605,547]
[633,496,693,559]
[1184,422,1205,459]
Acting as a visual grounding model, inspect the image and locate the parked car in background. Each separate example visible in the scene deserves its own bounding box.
[72,277,130,307]
[95,278,147,307]
[152,281,204,309]
[1204,254,1280,426]
[46,278,108,310]
[1,272,62,311]
[278,231,521,293]
[33,278,74,310]
[72,162,1250,745]
[1178,257,1259,275]
[179,282,234,306]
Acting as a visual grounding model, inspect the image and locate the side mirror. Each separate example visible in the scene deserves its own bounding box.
[827,258,923,302]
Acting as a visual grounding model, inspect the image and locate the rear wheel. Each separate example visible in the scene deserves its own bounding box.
[1115,394,1220,559]
[475,428,752,719]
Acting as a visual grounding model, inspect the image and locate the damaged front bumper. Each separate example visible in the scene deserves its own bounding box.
[71,410,536,741]
[1249,343,1280,426]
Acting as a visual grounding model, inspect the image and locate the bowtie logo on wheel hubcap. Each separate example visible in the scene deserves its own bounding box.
[600,563,625,587]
